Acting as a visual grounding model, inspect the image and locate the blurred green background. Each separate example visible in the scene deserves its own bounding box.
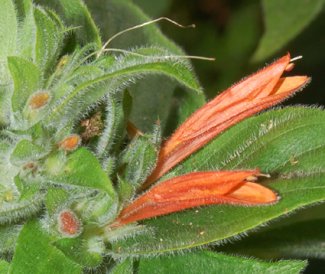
[133,0,325,105]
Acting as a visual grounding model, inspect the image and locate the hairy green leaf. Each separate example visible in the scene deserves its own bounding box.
[47,148,116,195]
[119,128,160,190]
[45,0,102,47]
[138,251,307,274]
[8,57,41,115]
[0,260,10,273]
[45,47,202,130]
[10,139,47,165]
[14,0,37,59]
[0,224,21,255]
[10,220,82,274]
[96,92,126,159]
[0,0,17,126]
[0,180,43,225]
[0,0,17,61]
[34,7,65,76]
[54,236,104,268]
[111,108,325,255]
[110,258,133,274]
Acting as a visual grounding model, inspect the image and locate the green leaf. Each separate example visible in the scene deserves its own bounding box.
[14,176,41,201]
[138,251,307,274]
[110,258,133,274]
[0,224,21,255]
[34,7,65,76]
[0,190,43,225]
[0,0,17,61]
[85,0,182,52]
[54,236,103,268]
[45,148,118,222]
[119,128,160,190]
[252,0,324,62]
[14,0,37,59]
[134,0,172,18]
[10,220,82,274]
[220,219,325,259]
[45,47,202,130]
[10,139,47,165]
[0,260,10,273]
[38,0,101,47]
[85,0,202,132]
[96,92,126,159]
[110,108,325,255]
[55,0,101,47]
[173,107,325,174]
[45,188,69,216]
[48,148,116,195]
[8,57,41,115]
[0,0,18,126]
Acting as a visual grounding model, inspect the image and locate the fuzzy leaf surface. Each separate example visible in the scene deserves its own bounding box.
[10,220,82,274]
[110,107,325,255]
[0,0,17,126]
[8,56,41,114]
[37,0,101,47]
[14,0,37,59]
[46,47,202,130]
[0,260,9,273]
[137,251,307,274]
[49,148,116,196]
[34,7,64,76]
[0,224,21,255]
[110,258,133,274]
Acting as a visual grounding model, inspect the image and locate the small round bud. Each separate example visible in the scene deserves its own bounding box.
[58,209,82,237]
[58,134,81,151]
[28,91,50,109]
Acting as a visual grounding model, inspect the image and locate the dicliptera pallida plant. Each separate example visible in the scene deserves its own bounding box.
[0,0,324,273]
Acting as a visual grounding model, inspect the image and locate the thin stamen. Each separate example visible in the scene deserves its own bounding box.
[290,56,303,62]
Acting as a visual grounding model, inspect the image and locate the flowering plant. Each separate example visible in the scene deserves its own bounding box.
[0,0,324,273]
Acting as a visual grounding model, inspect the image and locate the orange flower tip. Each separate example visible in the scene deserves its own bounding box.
[58,209,82,237]
[284,63,295,72]
[58,134,81,151]
[246,173,271,181]
[274,76,310,96]
[28,91,51,109]
[230,182,278,204]
[245,175,258,182]
[285,56,303,72]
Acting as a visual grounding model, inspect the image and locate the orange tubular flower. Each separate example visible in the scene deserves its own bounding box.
[112,53,310,227]
[145,53,310,186]
[112,170,277,227]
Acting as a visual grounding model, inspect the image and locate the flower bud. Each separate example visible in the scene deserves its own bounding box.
[28,91,50,109]
[58,209,82,237]
[58,134,81,151]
